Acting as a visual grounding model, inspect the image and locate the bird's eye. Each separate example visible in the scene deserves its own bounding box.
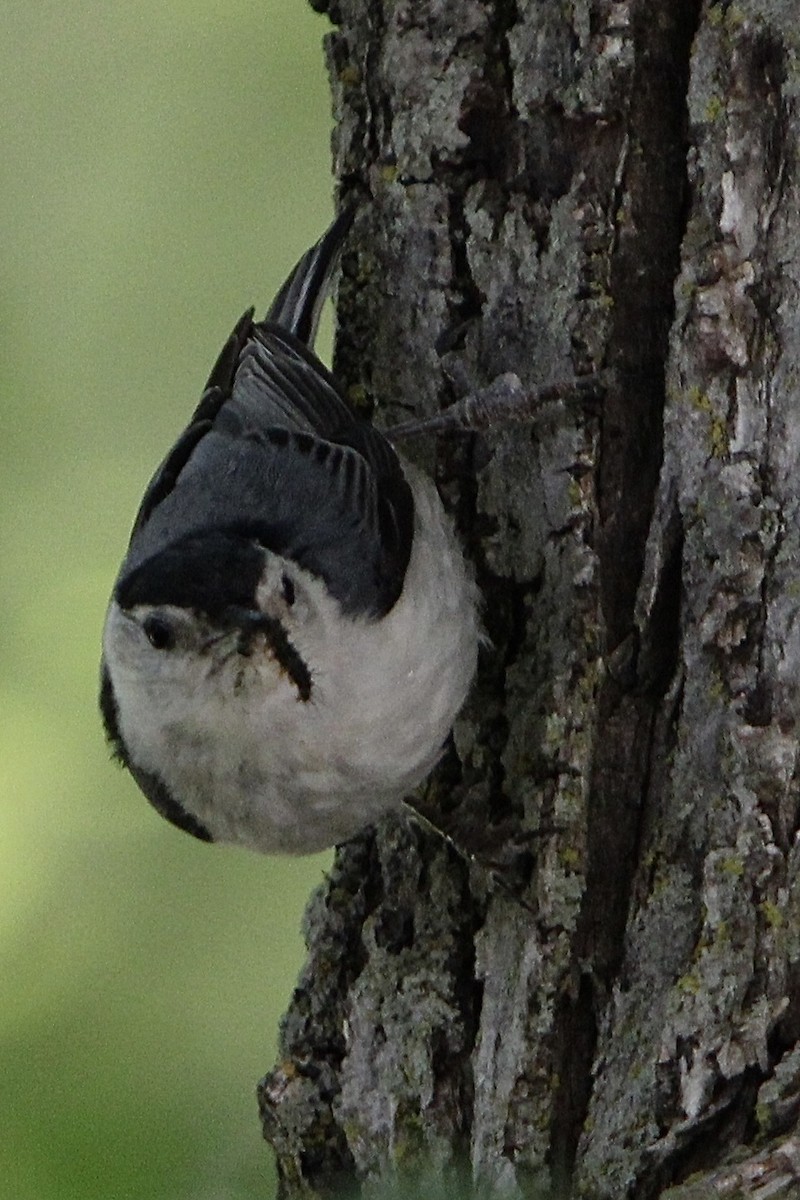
[281,574,296,607]
[142,614,176,650]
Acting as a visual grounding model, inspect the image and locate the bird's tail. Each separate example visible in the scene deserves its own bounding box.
[265,205,356,347]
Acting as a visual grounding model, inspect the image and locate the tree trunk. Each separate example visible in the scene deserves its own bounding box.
[258,2,800,1197]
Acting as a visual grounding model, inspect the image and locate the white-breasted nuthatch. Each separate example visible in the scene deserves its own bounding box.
[100,209,480,854]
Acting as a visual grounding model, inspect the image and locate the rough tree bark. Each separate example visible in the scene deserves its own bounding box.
[258,2,800,1197]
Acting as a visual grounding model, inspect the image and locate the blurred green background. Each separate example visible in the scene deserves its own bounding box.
[1,3,336,1197]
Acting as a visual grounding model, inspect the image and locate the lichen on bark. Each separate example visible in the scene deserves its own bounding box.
[259,3,800,1198]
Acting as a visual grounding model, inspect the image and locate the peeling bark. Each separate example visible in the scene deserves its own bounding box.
[259,2,800,1197]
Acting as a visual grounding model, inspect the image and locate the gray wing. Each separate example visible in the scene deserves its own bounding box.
[122,209,414,618]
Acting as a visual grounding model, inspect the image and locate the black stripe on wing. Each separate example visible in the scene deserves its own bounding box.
[227,325,353,437]
[223,322,400,473]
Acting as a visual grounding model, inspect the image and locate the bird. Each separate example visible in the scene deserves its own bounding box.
[100,207,480,855]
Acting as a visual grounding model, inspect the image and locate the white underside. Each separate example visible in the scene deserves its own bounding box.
[105,464,479,854]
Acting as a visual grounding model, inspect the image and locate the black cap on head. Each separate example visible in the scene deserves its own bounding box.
[115,529,266,620]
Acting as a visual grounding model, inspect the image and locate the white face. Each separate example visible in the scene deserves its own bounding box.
[105,602,233,687]
[102,571,310,711]
[103,551,308,698]
[103,602,245,755]
[102,550,309,754]
[112,602,213,652]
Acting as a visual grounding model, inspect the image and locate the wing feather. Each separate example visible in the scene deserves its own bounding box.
[121,211,414,617]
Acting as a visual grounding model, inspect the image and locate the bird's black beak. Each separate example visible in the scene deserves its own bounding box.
[220,606,312,701]
[221,606,267,656]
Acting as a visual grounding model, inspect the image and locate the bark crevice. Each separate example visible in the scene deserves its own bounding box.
[260,4,800,1198]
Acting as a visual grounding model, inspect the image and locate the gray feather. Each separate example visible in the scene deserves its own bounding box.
[120,208,414,618]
